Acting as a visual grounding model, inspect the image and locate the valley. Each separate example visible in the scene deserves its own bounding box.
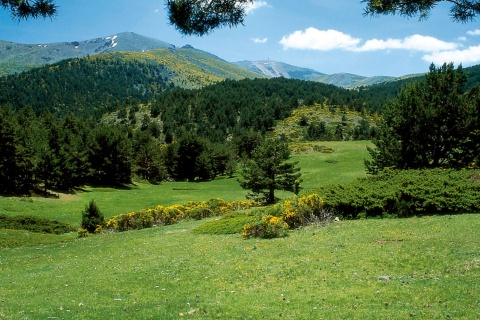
[0,31,479,320]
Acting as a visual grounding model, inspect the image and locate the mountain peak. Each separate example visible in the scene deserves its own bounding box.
[0,32,174,75]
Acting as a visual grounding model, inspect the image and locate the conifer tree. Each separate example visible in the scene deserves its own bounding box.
[240,139,301,204]
[366,63,480,172]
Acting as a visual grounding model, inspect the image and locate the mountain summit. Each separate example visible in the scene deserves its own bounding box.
[0,32,173,75]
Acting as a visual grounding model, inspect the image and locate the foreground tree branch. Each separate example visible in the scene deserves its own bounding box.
[362,0,480,22]
[2,0,479,36]
[1,0,57,19]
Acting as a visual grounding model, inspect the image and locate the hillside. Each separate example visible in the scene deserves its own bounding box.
[0,47,262,117]
[0,32,173,75]
[233,60,394,88]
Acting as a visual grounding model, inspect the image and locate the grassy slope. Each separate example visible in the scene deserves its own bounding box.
[0,215,478,319]
[0,141,371,227]
[1,141,478,318]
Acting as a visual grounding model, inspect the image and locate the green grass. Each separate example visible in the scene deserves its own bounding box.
[0,215,478,319]
[0,140,479,318]
[0,141,370,227]
[292,140,372,191]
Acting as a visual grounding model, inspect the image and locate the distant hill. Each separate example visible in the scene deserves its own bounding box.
[0,32,173,75]
[0,46,262,117]
[233,60,394,88]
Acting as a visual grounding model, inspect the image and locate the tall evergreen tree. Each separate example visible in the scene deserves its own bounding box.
[366,63,480,172]
[88,125,133,185]
[0,107,21,194]
[240,139,301,204]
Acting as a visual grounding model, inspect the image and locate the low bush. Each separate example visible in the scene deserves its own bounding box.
[81,200,105,233]
[242,212,288,239]
[193,211,254,235]
[241,193,332,238]
[0,214,76,234]
[317,169,480,218]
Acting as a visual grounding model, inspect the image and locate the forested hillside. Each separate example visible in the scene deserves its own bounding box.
[0,48,261,117]
[149,77,373,142]
[356,64,480,111]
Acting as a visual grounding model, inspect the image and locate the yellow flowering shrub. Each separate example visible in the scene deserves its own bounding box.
[280,199,305,228]
[105,198,261,233]
[242,212,288,239]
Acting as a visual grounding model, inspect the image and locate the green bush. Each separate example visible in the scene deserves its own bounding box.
[242,210,288,239]
[0,214,76,234]
[81,200,105,233]
[317,169,480,218]
[193,211,253,235]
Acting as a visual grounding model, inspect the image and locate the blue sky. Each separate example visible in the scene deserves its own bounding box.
[1,0,479,77]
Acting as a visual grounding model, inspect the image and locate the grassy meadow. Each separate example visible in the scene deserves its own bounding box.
[1,140,479,319]
[0,141,371,227]
[1,214,479,319]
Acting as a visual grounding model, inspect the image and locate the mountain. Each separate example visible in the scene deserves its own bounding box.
[0,32,173,75]
[232,60,394,88]
[233,60,326,80]
[0,44,263,117]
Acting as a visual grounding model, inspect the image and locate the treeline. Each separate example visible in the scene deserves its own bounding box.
[0,107,267,195]
[0,55,399,123]
[0,55,173,118]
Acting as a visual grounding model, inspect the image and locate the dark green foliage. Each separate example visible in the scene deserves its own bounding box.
[132,131,166,182]
[240,139,302,204]
[306,121,328,141]
[0,107,22,194]
[362,0,480,22]
[87,125,133,186]
[0,55,170,118]
[233,129,263,159]
[1,0,57,20]
[366,63,480,172]
[163,133,236,181]
[318,169,480,218]
[166,0,253,36]
[154,78,370,143]
[81,200,105,233]
[0,214,76,234]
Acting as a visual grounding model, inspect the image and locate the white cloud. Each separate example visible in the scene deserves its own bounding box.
[279,28,459,53]
[251,37,268,44]
[244,1,269,14]
[458,36,467,41]
[356,34,458,52]
[279,27,361,51]
[467,29,480,36]
[423,45,480,65]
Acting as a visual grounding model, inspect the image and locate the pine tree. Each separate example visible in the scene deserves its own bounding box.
[239,139,301,204]
[81,200,105,233]
[366,63,480,172]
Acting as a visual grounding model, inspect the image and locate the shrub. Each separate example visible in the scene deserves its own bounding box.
[186,207,213,220]
[105,199,261,232]
[77,228,89,238]
[0,214,76,234]
[81,200,105,233]
[280,194,330,228]
[242,212,288,239]
[317,169,480,218]
[193,211,253,235]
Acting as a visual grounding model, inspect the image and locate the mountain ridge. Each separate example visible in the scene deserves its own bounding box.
[232,60,396,88]
[0,32,173,75]
[1,32,396,87]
